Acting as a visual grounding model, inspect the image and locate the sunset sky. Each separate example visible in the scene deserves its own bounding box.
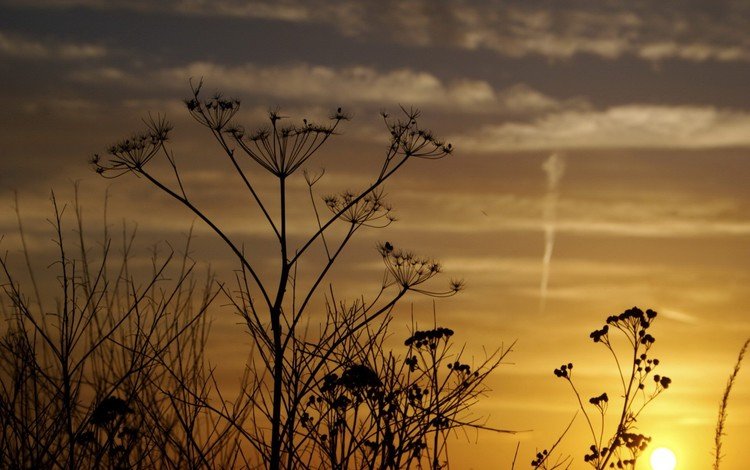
[2,1,750,468]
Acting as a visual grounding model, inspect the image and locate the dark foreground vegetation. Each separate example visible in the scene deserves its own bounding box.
[1,84,745,469]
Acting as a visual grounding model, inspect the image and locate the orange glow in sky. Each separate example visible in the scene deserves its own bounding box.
[1,1,750,468]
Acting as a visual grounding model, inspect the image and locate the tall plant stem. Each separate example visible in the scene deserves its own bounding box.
[270,175,289,470]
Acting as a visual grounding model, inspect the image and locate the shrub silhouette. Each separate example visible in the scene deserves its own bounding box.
[89,81,509,469]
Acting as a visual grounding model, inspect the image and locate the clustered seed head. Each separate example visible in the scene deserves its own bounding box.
[449,279,465,293]
[590,325,609,343]
[226,105,347,176]
[578,421,651,466]
[299,411,317,432]
[616,432,651,454]
[339,364,382,390]
[634,353,662,390]
[404,327,454,349]
[447,361,471,374]
[407,440,428,460]
[639,333,655,345]
[596,307,659,351]
[430,414,450,429]
[385,108,453,160]
[589,392,609,406]
[90,396,133,427]
[332,395,350,409]
[584,443,607,463]
[378,242,441,289]
[653,374,672,389]
[324,189,395,226]
[531,449,549,467]
[407,384,428,404]
[447,360,479,390]
[185,91,240,131]
[605,307,658,334]
[320,372,340,394]
[606,306,657,325]
[92,115,172,177]
[553,362,573,379]
[329,106,351,121]
[610,459,636,469]
[320,364,382,394]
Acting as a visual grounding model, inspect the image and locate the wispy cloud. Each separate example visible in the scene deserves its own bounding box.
[0,30,106,60]
[162,62,500,109]
[456,105,750,151]
[658,308,701,325]
[69,61,575,115]
[637,41,750,62]
[450,6,750,63]
[540,153,565,312]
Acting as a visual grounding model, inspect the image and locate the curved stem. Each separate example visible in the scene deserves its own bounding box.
[138,169,272,310]
[214,130,281,240]
[290,155,410,266]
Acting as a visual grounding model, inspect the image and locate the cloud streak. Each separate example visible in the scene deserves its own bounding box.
[456,105,750,151]
[540,153,565,313]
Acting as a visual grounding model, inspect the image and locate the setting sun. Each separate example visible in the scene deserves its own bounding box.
[650,447,677,470]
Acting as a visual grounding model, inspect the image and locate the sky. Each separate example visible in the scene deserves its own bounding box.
[1,1,750,468]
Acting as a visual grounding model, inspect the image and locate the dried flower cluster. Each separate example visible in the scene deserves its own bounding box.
[91,114,172,177]
[227,108,346,176]
[297,325,509,469]
[375,108,453,181]
[324,189,395,227]
[531,449,549,467]
[404,327,455,348]
[185,89,241,130]
[378,242,440,288]
[383,108,453,160]
[537,307,670,470]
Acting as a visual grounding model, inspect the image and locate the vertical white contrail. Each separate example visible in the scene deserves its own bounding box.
[540,153,565,313]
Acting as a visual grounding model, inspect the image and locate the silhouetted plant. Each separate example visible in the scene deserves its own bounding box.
[296,308,512,470]
[0,190,244,469]
[713,338,749,470]
[91,80,509,469]
[528,415,575,470]
[535,307,670,470]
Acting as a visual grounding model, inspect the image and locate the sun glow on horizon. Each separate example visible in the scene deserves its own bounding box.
[650,447,677,470]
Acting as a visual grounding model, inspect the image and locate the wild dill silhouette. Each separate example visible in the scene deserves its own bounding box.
[89,80,508,469]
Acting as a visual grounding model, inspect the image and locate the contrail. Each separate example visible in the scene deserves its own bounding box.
[540,153,565,313]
